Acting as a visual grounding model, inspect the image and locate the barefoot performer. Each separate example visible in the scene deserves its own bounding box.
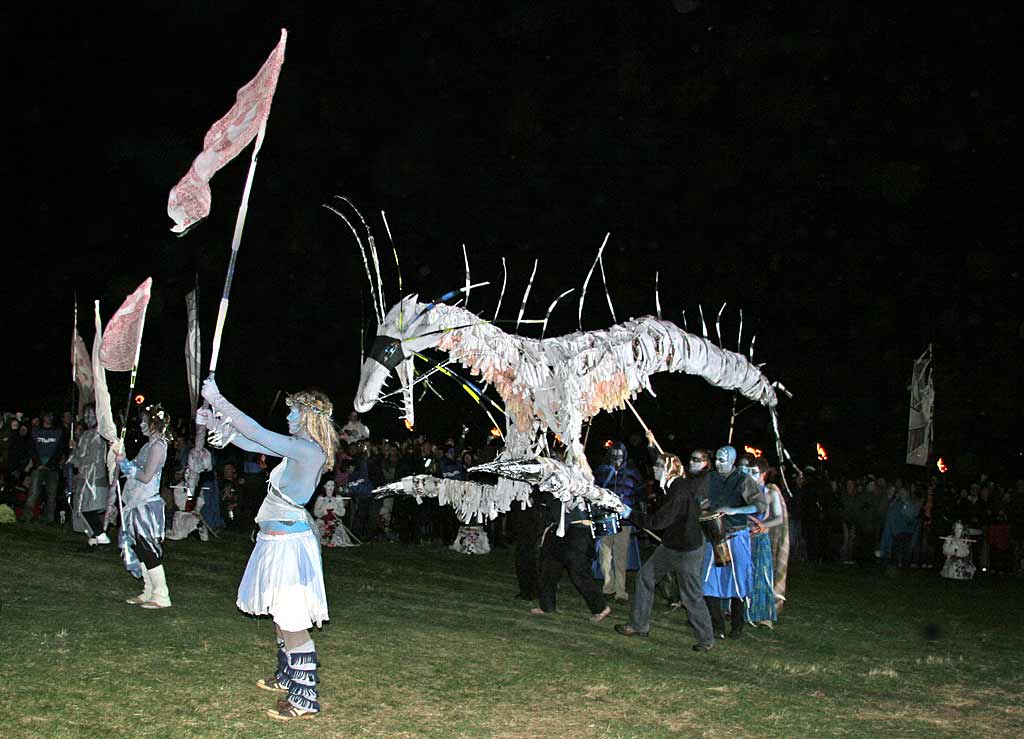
[200,378,338,721]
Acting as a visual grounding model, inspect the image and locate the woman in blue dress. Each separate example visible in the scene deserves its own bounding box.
[200,379,338,721]
[744,463,785,626]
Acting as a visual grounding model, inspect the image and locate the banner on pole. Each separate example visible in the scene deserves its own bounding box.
[100,278,153,372]
[185,289,202,412]
[72,329,94,409]
[167,29,288,233]
[906,345,934,466]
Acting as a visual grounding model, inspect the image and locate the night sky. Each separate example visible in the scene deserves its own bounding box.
[8,2,1021,477]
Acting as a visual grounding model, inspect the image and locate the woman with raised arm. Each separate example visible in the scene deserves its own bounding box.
[200,378,338,722]
[115,403,171,609]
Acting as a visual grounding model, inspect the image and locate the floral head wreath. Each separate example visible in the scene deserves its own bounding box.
[286,393,334,420]
[142,403,172,440]
[144,403,167,421]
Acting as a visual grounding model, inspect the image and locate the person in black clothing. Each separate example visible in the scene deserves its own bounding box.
[530,492,612,623]
[615,445,716,651]
[510,490,542,600]
[800,466,825,562]
[5,420,33,489]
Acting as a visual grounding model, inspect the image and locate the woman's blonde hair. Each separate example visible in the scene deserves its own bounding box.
[656,452,685,481]
[286,389,340,471]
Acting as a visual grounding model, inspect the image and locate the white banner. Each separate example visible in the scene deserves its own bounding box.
[906,345,934,466]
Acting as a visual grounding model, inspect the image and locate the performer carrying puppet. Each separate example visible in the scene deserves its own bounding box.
[200,378,338,721]
[116,403,171,609]
[615,437,716,651]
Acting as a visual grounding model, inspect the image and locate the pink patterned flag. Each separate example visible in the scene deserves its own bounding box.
[100,278,152,372]
[167,29,287,233]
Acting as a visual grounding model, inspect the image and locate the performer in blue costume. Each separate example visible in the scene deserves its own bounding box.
[740,458,785,627]
[701,445,766,638]
[116,404,171,609]
[200,379,339,721]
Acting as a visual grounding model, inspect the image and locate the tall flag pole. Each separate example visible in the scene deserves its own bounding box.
[185,280,202,413]
[166,29,287,377]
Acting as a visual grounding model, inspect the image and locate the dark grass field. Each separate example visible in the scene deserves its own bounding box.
[2,524,1022,738]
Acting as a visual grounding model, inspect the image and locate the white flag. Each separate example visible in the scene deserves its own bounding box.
[906,345,934,466]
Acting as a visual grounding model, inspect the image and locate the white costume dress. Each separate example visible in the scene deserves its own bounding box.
[166,484,207,541]
[122,439,168,560]
[166,446,213,541]
[236,459,329,632]
[450,525,491,555]
[313,492,359,547]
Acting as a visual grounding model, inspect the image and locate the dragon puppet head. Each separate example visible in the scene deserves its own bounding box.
[353,295,447,428]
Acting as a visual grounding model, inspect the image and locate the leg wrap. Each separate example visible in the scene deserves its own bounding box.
[274,639,293,689]
[284,641,320,712]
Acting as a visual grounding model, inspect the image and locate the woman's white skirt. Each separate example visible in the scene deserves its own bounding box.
[237,530,329,632]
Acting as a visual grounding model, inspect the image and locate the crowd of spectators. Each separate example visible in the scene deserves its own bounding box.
[792,467,1024,574]
[3,407,1023,577]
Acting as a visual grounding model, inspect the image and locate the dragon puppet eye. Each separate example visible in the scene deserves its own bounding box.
[369,335,406,370]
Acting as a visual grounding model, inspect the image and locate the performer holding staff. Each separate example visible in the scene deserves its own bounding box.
[115,403,171,608]
[200,378,338,721]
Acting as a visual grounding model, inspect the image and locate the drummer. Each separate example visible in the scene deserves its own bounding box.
[701,446,767,639]
[615,440,716,651]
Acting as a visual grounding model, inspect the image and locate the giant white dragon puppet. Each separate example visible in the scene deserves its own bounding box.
[335,201,794,525]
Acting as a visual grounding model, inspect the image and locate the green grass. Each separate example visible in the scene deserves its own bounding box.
[2,524,1022,738]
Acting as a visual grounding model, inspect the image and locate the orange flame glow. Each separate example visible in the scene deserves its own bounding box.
[743,445,763,459]
[936,457,948,473]
[603,439,614,449]
[134,394,145,405]
[816,443,828,461]
[404,419,414,432]
[489,427,502,438]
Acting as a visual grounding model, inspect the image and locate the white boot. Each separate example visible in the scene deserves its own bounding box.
[141,565,172,609]
[94,533,111,545]
[126,565,152,604]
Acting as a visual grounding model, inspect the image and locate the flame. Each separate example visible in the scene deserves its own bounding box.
[404,418,414,432]
[134,394,145,405]
[936,457,948,473]
[816,443,828,461]
[603,439,614,449]
[489,426,502,438]
[743,445,763,459]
